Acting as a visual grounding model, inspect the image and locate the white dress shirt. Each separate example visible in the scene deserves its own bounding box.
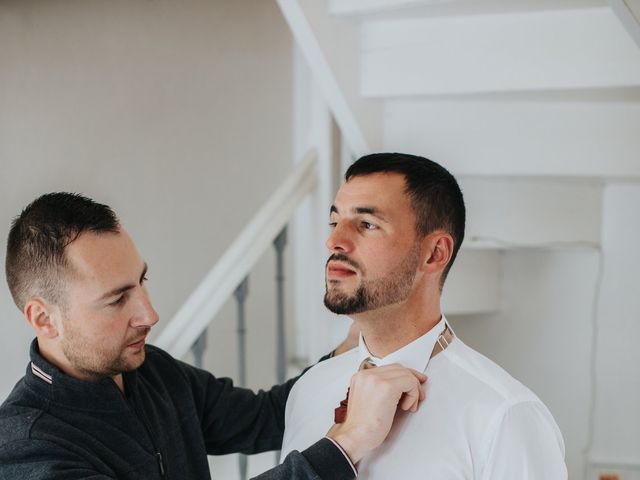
[282,317,567,479]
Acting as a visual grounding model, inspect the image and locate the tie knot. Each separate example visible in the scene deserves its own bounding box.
[359,358,376,371]
[334,358,377,424]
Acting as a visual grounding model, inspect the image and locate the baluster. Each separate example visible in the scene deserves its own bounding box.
[191,328,207,369]
[273,227,288,467]
[273,226,288,385]
[234,277,250,480]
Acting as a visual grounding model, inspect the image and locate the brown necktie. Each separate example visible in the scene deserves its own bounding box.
[333,324,454,424]
[334,358,375,424]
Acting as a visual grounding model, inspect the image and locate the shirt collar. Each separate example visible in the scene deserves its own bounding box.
[26,338,135,413]
[357,315,448,373]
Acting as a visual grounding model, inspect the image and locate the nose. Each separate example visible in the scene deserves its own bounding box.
[131,288,160,328]
[326,221,354,254]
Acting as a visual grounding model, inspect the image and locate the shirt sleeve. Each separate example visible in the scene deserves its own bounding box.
[481,401,568,480]
[250,438,356,480]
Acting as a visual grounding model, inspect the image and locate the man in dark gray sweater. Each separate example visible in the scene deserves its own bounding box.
[0,193,426,479]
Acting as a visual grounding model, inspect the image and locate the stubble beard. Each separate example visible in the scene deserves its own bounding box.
[60,317,147,380]
[324,243,420,315]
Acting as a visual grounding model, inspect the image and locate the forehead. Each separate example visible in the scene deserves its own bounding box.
[64,229,143,289]
[334,172,412,214]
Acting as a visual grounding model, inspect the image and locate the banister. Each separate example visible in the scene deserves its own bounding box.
[277,0,369,157]
[155,150,318,358]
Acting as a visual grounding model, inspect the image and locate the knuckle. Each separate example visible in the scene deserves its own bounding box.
[378,379,394,395]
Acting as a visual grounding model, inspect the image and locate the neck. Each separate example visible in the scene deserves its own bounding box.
[36,338,125,392]
[352,290,442,358]
[113,374,124,392]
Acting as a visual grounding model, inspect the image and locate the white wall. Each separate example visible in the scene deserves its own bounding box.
[590,184,640,473]
[0,0,293,400]
[450,184,640,479]
[449,249,599,479]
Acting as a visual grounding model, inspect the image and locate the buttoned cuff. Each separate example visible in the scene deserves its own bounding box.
[301,437,357,479]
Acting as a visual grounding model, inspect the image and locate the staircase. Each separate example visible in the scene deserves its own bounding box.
[278,0,640,311]
[154,2,640,478]
[277,1,640,479]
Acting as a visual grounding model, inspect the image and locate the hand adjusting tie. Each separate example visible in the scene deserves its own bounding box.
[333,324,454,424]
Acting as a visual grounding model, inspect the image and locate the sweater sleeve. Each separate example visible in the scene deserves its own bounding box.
[165,349,332,456]
[250,439,356,480]
[0,437,356,480]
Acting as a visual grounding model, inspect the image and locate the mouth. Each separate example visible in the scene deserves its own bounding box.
[327,261,358,280]
[127,336,147,350]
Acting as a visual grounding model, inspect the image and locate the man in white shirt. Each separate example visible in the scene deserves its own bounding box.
[281,153,568,479]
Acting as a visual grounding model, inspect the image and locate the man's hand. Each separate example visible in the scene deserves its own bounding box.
[327,364,427,464]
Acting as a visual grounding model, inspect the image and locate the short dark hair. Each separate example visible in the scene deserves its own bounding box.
[345,152,465,285]
[5,192,120,311]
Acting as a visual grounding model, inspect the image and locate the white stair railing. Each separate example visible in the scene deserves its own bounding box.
[155,149,318,359]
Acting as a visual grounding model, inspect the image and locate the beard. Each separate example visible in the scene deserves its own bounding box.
[60,317,148,380]
[324,243,420,315]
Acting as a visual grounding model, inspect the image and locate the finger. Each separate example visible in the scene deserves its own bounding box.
[350,366,426,408]
[409,369,428,383]
[401,392,420,412]
[399,392,415,411]
[398,381,421,411]
[413,384,425,411]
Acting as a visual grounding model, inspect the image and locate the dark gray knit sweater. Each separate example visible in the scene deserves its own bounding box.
[0,340,354,479]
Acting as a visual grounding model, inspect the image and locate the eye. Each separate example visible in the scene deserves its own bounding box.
[328,222,337,228]
[361,221,377,230]
[109,295,126,307]
[141,275,148,284]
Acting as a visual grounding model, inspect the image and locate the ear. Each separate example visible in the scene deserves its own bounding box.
[24,298,61,339]
[420,231,454,275]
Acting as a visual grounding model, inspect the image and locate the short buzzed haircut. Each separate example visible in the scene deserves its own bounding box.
[5,192,119,311]
[345,153,465,286]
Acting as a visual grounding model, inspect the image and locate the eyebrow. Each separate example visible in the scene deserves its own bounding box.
[330,205,388,222]
[97,263,148,302]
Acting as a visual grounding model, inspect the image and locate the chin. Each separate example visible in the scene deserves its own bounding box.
[130,350,147,368]
[117,350,147,373]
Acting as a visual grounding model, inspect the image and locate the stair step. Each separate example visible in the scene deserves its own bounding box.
[360,7,640,96]
[330,0,604,19]
[460,177,602,249]
[384,97,640,178]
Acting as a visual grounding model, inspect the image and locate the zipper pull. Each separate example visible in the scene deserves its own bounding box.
[156,452,166,477]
